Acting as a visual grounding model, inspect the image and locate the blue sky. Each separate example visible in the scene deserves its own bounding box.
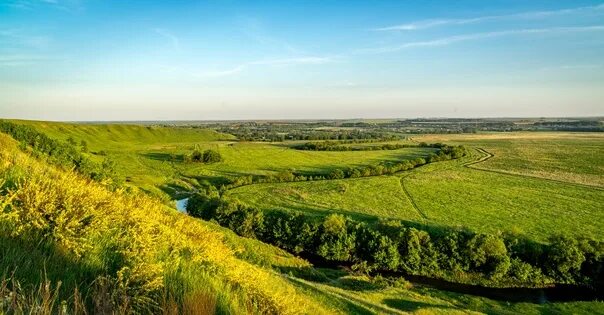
[1,0,603,120]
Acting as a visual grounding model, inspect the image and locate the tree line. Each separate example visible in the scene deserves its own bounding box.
[292,141,459,152]
[186,195,604,290]
[219,144,468,190]
[0,121,120,187]
[219,126,401,142]
[293,141,415,151]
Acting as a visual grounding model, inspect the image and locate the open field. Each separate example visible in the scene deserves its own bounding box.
[228,148,604,241]
[414,132,604,187]
[227,176,423,222]
[181,142,432,176]
[228,132,604,242]
[404,152,604,241]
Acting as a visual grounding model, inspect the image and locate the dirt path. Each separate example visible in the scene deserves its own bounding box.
[463,147,494,167]
[399,175,428,220]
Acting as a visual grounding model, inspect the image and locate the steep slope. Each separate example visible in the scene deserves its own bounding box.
[0,133,333,314]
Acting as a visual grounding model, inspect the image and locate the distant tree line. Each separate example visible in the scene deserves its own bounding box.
[220,126,401,142]
[187,196,604,290]
[220,144,468,190]
[0,121,120,187]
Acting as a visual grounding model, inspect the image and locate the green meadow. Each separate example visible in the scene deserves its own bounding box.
[227,175,423,222]
[416,132,604,187]
[228,147,604,242]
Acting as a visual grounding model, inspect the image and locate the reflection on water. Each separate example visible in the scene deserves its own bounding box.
[176,198,188,213]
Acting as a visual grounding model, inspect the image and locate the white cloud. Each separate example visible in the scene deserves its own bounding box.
[375,4,604,31]
[358,25,604,54]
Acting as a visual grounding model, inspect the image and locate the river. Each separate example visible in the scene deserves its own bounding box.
[176,198,188,213]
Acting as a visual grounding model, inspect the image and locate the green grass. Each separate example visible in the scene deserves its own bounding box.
[404,153,604,242]
[228,149,604,242]
[283,270,604,315]
[416,132,604,187]
[227,176,422,222]
[11,120,233,149]
[179,142,433,176]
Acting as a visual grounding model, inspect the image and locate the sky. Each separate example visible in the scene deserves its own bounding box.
[1,0,603,121]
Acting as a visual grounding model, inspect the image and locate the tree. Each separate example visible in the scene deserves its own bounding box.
[397,228,423,273]
[186,192,221,219]
[317,214,355,261]
[202,149,222,163]
[190,150,203,162]
[228,206,264,238]
[355,226,399,270]
[545,236,586,282]
[466,234,511,279]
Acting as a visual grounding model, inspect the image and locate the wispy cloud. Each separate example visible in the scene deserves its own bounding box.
[0,29,52,49]
[375,4,604,31]
[0,54,53,67]
[358,25,604,54]
[196,56,336,77]
[153,28,180,50]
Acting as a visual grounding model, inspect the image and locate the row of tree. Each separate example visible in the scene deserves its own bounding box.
[219,144,468,190]
[0,121,120,187]
[220,126,401,142]
[187,197,604,290]
[293,141,416,151]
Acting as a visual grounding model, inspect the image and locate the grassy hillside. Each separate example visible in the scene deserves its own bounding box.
[0,133,334,314]
[10,120,234,149]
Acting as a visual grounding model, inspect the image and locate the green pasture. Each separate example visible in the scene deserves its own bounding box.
[226,176,423,222]
[415,132,604,187]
